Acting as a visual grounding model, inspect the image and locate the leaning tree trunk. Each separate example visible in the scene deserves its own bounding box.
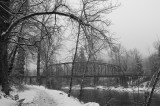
[68,23,81,97]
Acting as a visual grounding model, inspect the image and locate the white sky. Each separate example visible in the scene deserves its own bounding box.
[108,0,160,56]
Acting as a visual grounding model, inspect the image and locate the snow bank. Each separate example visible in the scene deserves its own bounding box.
[0,85,38,106]
[0,97,16,106]
[84,102,99,106]
[0,85,99,106]
[95,86,151,93]
[83,87,95,90]
[62,85,152,93]
[11,86,37,103]
[108,86,151,93]
[27,85,99,106]
[62,85,95,90]
[0,86,16,106]
[28,85,83,106]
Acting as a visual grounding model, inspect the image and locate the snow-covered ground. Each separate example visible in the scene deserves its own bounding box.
[0,85,99,106]
[1,84,160,106]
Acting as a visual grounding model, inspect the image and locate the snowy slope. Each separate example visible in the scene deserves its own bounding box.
[0,85,99,106]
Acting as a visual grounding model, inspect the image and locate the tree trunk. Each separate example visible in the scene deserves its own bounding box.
[0,40,9,95]
[37,41,41,85]
[8,45,18,75]
[68,23,81,97]
[0,0,11,95]
[15,37,25,79]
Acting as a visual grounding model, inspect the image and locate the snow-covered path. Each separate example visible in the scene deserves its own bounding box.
[21,88,57,106]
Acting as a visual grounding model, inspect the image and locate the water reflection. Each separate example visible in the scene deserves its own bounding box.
[62,89,160,106]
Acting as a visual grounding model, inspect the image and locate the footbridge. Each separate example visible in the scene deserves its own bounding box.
[46,61,147,78]
[19,62,151,87]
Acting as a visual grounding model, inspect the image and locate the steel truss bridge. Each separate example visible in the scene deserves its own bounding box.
[17,62,151,87]
[44,61,149,78]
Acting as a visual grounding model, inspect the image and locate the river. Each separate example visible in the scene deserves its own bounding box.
[62,88,160,106]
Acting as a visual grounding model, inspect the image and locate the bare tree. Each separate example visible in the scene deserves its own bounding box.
[0,0,118,94]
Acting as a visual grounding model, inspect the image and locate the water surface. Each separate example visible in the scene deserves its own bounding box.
[62,88,160,106]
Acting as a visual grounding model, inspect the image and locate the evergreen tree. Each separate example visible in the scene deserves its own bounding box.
[149,53,160,75]
[76,47,86,62]
[75,47,87,75]
[135,54,143,75]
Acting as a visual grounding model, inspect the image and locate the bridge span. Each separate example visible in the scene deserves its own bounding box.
[45,61,149,78]
[17,62,151,87]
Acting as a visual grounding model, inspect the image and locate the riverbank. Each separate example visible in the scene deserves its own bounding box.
[1,84,160,106]
[61,84,160,94]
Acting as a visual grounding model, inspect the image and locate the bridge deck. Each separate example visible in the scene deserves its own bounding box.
[17,74,151,79]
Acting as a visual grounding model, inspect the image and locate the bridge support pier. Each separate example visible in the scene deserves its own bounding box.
[93,77,99,86]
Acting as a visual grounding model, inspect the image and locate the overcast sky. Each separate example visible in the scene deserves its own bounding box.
[59,0,160,62]
[108,0,160,56]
